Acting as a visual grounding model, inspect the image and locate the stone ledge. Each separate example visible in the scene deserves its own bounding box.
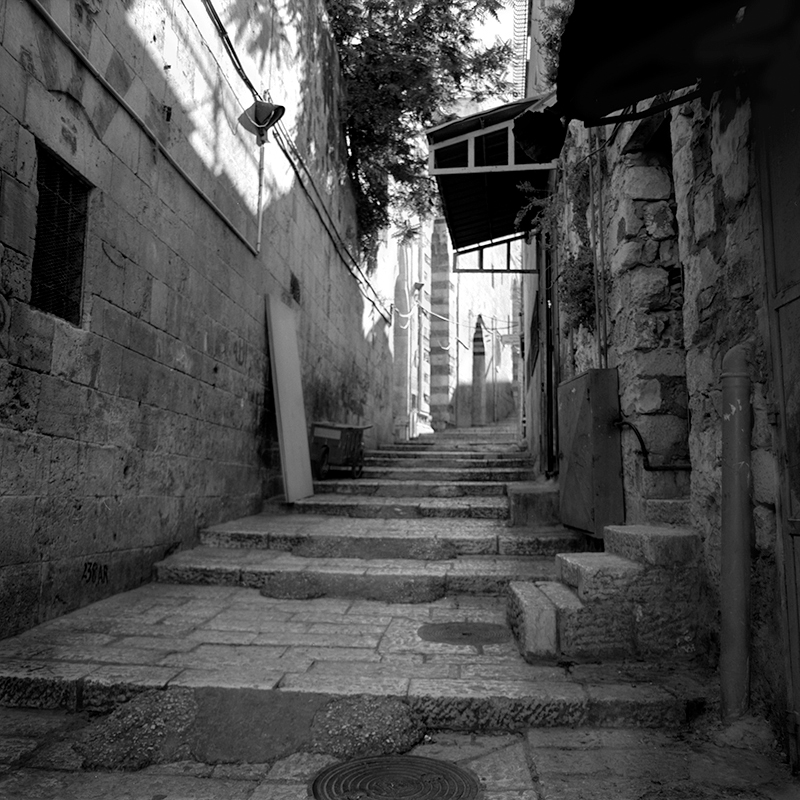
[604,524,700,566]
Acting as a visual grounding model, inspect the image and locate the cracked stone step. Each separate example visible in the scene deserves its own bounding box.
[291,495,510,520]
[154,548,556,601]
[199,514,586,559]
[312,480,509,498]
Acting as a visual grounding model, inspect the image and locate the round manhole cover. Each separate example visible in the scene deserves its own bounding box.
[417,621,511,649]
[311,755,482,800]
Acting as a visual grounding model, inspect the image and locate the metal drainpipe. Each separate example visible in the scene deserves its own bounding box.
[720,343,752,722]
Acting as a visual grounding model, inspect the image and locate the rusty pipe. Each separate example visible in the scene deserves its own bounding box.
[720,344,752,722]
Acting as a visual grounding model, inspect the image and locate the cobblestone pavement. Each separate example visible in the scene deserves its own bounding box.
[0,585,797,799]
[0,709,798,799]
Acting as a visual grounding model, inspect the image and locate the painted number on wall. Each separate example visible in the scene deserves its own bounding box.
[82,562,109,585]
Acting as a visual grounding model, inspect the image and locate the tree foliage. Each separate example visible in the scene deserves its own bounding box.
[537,0,574,87]
[325,0,513,258]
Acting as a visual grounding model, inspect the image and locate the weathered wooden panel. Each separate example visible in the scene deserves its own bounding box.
[557,368,624,537]
[266,294,314,502]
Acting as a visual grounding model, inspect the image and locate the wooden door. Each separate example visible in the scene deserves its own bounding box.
[757,70,800,769]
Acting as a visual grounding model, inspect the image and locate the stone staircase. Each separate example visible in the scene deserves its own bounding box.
[156,425,586,603]
[508,523,701,662]
[0,424,714,766]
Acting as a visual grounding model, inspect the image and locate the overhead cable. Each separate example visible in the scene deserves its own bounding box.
[200,0,391,322]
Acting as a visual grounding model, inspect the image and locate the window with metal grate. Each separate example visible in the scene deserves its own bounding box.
[30,145,90,325]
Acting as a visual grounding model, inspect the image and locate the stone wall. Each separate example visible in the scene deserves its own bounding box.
[552,85,784,729]
[669,89,783,721]
[604,120,691,526]
[0,0,394,638]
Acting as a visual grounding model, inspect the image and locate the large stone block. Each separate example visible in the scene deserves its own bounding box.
[0,174,37,257]
[642,201,675,240]
[9,302,54,373]
[0,46,26,120]
[621,166,672,200]
[0,361,41,431]
[556,553,645,602]
[750,447,777,506]
[540,581,635,659]
[712,99,751,205]
[506,481,559,527]
[609,240,643,276]
[0,496,37,564]
[692,180,717,241]
[0,562,41,638]
[506,581,558,659]
[604,524,700,566]
[35,375,90,439]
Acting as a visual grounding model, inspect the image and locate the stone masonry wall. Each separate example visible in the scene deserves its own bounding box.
[553,86,784,727]
[604,122,691,526]
[0,0,393,638]
[669,89,783,722]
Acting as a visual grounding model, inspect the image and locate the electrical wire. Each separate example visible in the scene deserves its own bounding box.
[424,307,519,336]
[199,0,392,322]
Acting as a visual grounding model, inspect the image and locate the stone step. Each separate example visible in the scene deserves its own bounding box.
[312,479,509,498]
[627,498,691,526]
[0,586,709,764]
[603,524,700,566]
[199,514,586,559]
[291,494,510,520]
[366,455,532,469]
[509,560,701,662]
[507,481,561,527]
[507,581,636,661]
[555,553,645,602]
[385,441,522,452]
[155,547,556,601]
[362,466,536,482]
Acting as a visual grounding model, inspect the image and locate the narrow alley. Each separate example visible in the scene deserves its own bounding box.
[3,0,800,797]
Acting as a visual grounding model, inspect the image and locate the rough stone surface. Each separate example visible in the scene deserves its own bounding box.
[310,696,425,758]
[71,688,197,770]
[506,581,557,658]
[604,525,701,566]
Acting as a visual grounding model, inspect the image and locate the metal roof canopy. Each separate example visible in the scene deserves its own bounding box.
[426,94,557,255]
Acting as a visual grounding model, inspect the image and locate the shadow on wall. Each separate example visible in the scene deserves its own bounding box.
[0,0,393,637]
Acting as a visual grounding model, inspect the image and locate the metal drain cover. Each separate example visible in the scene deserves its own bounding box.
[417,621,511,648]
[311,755,482,800]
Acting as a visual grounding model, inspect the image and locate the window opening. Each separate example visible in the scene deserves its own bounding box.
[31,145,90,325]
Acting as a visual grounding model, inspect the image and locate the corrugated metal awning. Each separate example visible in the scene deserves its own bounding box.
[426,94,558,252]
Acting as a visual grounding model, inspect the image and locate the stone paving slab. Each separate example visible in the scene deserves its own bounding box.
[0,584,710,740]
[1,725,795,800]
